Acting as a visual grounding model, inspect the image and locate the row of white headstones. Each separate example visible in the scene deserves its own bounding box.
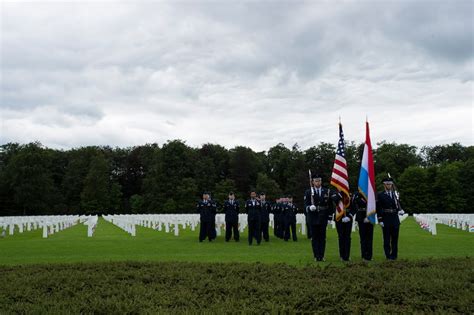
[0,215,98,238]
[72,213,410,237]
[413,213,474,235]
[1,213,414,238]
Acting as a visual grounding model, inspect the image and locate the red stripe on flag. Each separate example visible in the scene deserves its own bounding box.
[332,168,349,181]
[330,177,349,192]
[334,158,346,168]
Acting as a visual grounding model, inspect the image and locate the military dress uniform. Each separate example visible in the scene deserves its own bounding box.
[260,200,272,242]
[282,201,298,241]
[303,200,312,239]
[376,187,402,260]
[223,199,240,242]
[272,202,284,239]
[304,187,335,261]
[245,198,262,245]
[352,191,374,261]
[197,199,217,242]
[210,199,219,241]
[335,192,355,262]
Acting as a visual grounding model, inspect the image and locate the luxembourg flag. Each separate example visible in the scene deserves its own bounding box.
[358,120,377,224]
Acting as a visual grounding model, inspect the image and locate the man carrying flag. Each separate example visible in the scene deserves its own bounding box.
[330,121,353,262]
[357,120,377,260]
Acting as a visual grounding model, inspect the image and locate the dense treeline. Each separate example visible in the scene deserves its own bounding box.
[0,141,472,216]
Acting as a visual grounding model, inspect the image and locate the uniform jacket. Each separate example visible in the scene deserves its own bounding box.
[245,199,262,221]
[260,201,272,222]
[304,187,335,225]
[376,190,401,227]
[223,200,240,223]
[196,200,217,222]
[282,203,298,224]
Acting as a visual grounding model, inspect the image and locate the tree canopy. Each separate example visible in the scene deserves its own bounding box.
[0,141,472,215]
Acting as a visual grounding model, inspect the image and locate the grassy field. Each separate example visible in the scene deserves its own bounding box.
[0,217,472,266]
[1,217,472,313]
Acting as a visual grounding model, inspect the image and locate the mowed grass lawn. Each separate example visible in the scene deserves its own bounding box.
[0,217,472,265]
[1,217,473,313]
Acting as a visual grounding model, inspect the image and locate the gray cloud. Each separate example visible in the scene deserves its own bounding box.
[0,0,472,150]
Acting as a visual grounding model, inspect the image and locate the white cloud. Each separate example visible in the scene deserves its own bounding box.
[1,0,473,151]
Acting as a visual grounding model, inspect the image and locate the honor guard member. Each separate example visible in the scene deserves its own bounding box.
[376,178,405,260]
[259,192,272,242]
[283,195,298,242]
[209,193,218,241]
[303,195,312,239]
[304,175,335,262]
[335,192,355,262]
[352,191,374,261]
[223,192,240,242]
[197,192,217,242]
[272,199,284,239]
[245,190,262,245]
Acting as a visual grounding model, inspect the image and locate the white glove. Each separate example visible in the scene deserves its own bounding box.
[341,217,350,223]
[363,218,370,223]
[399,210,405,215]
[379,222,384,227]
[309,205,316,212]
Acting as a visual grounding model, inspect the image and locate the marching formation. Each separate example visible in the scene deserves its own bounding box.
[197,120,409,262]
[196,174,406,262]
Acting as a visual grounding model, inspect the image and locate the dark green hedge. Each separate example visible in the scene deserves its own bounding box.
[0,258,472,313]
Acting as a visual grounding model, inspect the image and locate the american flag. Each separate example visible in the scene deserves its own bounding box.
[330,122,350,221]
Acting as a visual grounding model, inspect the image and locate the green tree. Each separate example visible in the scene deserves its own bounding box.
[421,143,468,166]
[459,159,474,213]
[62,146,102,214]
[130,194,144,214]
[229,146,263,197]
[193,156,217,195]
[433,162,466,213]
[4,143,58,215]
[81,154,110,214]
[398,166,434,213]
[304,143,335,183]
[199,143,230,180]
[267,143,292,191]
[374,142,421,186]
[142,149,166,213]
[284,144,309,207]
[213,179,238,204]
[162,198,177,213]
[255,173,282,202]
[175,177,199,213]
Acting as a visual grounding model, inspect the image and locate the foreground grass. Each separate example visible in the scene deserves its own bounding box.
[0,258,472,313]
[0,217,472,266]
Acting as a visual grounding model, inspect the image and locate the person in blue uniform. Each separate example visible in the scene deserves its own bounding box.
[245,190,262,245]
[304,174,336,262]
[259,192,272,242]
[335,192,355,262]
[303,196,312,239]
[209,193,218,241]
[352,191,374,261]
[272,198,284,239]
[223,192,240,242]
[283,195,298,242]
[197,191,217,242]
[376,178,405,260]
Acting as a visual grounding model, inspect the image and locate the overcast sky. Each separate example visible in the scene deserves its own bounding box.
[1,0,473,151]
